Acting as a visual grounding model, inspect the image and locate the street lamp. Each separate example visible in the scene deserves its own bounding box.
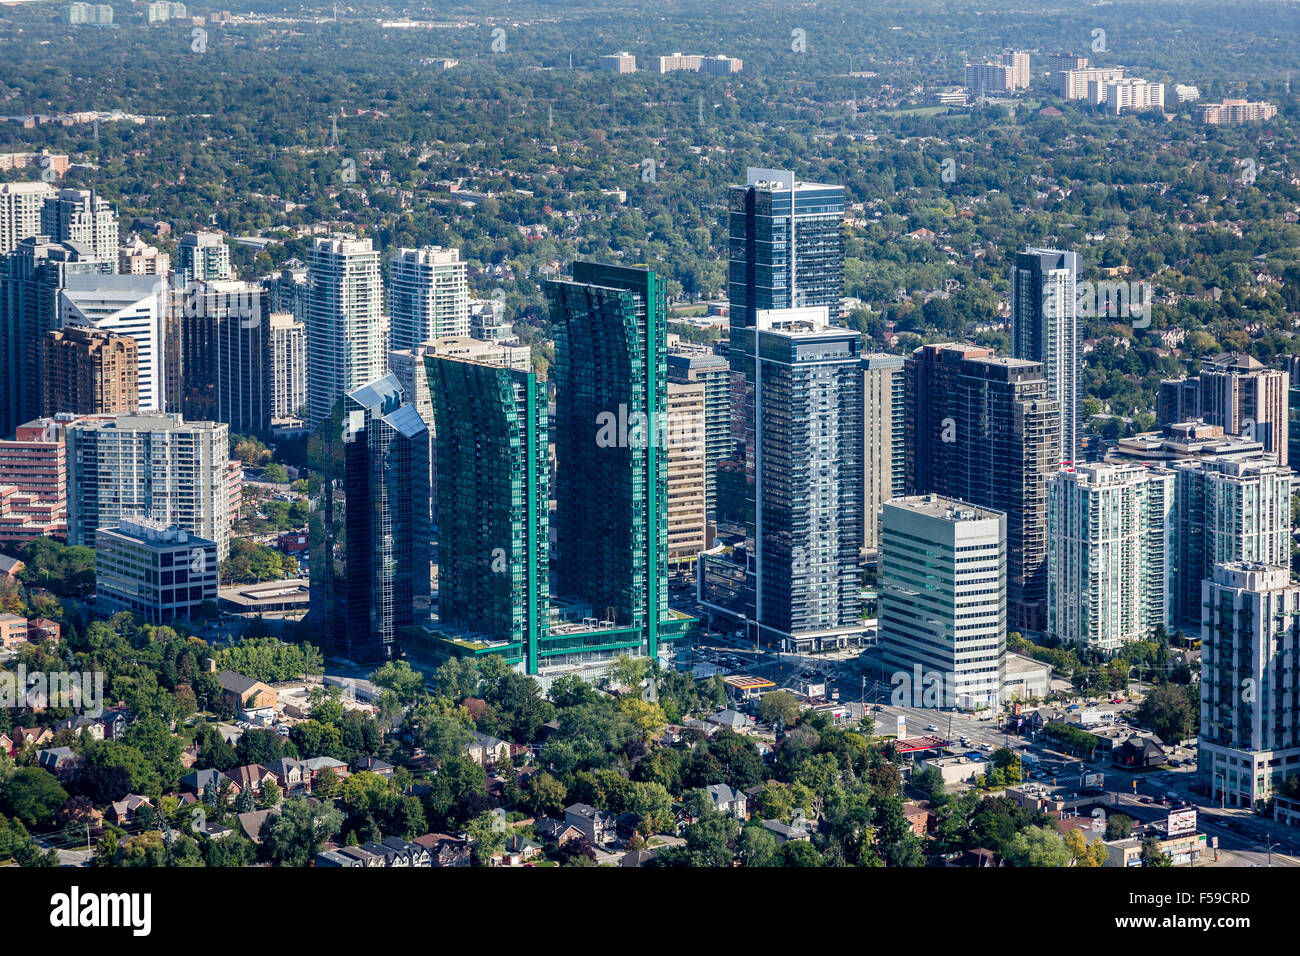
[1213,771,1227,811]
[1264,833,1281,868]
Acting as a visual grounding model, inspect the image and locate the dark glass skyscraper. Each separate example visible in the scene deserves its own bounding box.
[424,352,549,673]
[546,262,669,660]
[727,167,846,328]
[308,373,430,664]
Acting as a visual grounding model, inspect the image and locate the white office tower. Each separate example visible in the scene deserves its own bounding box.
[305,234,386,426]
[58,274,168,411]
[65,413,232,559]
[1012,247,1081,464]
[268,312,307,422]
[177,231,233,283]
[1047,463,1174,652]
[40,188,119,266]
[388,246,470,351]
[1200,562,1300,808]
[0,181,55,255]
[880,495,1007,711]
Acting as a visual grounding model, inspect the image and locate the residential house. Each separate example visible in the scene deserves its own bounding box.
[0,733,12,756]
[534,817,584,845]
[227,764,277,794]
[53,715,103,740]
[302,755,350,787]
[180,768,239,797]
[37,746,79,777]
[381,836,432,867]
[109,794,154,826]
[361,840,410,867]
[316,848,364,867]
[1113,736,1165,769]
[504,833,543,864]
[762,819,811,843]
[706,709,756,733]
[902,801,931,837]
[564,803,616,846]
[101,706,133,739]
[335,845,385,867]
[9,726,53,750]
[620,849,658,866]
[355,756,394,776]
[238,807,280,843]
[465,730,511,768]
[704,783,748,820]
[0,613,27,649]
[413,832,472,867]
[262,757,309,793]
[26,618,60,644]
[0,555,23,579]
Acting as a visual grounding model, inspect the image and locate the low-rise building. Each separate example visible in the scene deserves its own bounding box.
[95,517,218,624]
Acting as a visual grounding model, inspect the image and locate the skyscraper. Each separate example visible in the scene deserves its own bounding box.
[666,348,731,519]
[0,182,55,256]
[176,231,233,284]
[0,235,111,435]
[305,234,386,427]
[0,417,69,545]
[862,352,906,557]
[1047,462,1174,652]
[1199,562,1300,807]
[65,412,233,558]
[1170,455,1293,626]
[423,350,548,672]
[665,381,708,565]
[268,312,307,424]
[178,279,272,434]
[727,167,845,329]
[308,374,430,664]
[388,246,470,351]
[726,307,864,652]
[41,325,139,416]
[1158,353,1289,466]
[880,495,1006,711]
[40,188,119,265]
[906,343,1059,632]
[546,262,669,661]
[1011,247,1081,464]
[58,274,169,412]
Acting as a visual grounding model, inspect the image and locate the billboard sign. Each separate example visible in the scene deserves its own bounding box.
[1167,808,1197,837]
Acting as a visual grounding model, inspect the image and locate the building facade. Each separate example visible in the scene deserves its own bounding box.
[862,352,905,557]
[1011,247,1081,465]
[41,325,139,416]
[305,234,386,426]
[96,517,218,625]
[388,246,470,350]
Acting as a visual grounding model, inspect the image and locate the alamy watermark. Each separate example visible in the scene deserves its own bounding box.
[1045,279,1153,328]
[594,405,705,450]
[1,666,104,717]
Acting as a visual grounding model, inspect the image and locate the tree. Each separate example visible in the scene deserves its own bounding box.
[874,796,925,867]
[1105,814,1134,840]
[778,839,823,867]
[1005,825,1071,867]
[737,823,780,867]
[1139,683,1197,743]
[0,767,69,828]
[465,811,506,865]
[1141,837,1172,867]
[525,772,568,819]
[259,797,342,866]
[757,691,801,727]
[260,780,282,809]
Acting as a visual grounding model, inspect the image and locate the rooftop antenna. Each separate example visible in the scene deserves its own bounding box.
[330,115,339,147]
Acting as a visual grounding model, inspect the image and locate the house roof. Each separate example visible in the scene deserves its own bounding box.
[216,670,263,695]
[704,783,746,803]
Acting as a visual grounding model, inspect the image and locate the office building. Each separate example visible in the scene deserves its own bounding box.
[1158,354,1289,467]
[1170,456,1293,627]
[667,348,731,518]
[0,417,68,544]
[308,374,430,664]
[41,325,139,416]
[65,413,234,558]
[95,517,218,625]
[423,350,548,672]
[1194,100,1278,124]
[724,307,864,652]
[547,262,697,665]
[58,273,168,412]
[665,381,708,565]
[598,52,636,73]
[0,236,112,436]
[176,231,233,283]
[178,279,272,434]
[1011,247,1081,464]
[268,312,306,423]
[118,236,169,276]
[862,352,906,557]
[388,246,470,351]
[728,167,845,329]
[1199,562,1300,807]
[0,182,55,256]
[40,188,118,264]
[879,495,1007,711]
[906,343,1059,632]
[964,62,1016,94]
[1047,463,1175,652]
[305,234,386,427]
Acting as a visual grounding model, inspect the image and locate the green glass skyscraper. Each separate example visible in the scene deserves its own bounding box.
[546,262,669,660]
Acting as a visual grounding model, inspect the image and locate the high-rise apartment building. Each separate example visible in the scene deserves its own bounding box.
[880,495,1007,711]
[0,182,55,255]
[665,381,708,565]
[0,236,111,435]
[999,51,1031,89]
[547,262,686,663]
[726,307,864,652]
[1158,353,1289,467]
[65,412,233,558]
[305,234,386,427]
[965,62,1015,94]
[268,312,306,423]
[1169,455,1293,627]
[308,374,430,664]
[598,52,636,73]
[58,274,168,412]
[1194,100,1278,124]
[727,167,845,329]
[423,350,548,672]
[1011,247,1081,464]
[667,348,731,519]
[118,236,170,276]
[0,417,69,544]
[388,246,470,351]
[1058,68,1126,99]
[1047,463,1175,652]
[178,279,272,434]
[1091,77,1165,113]
[40,188,118,264]
[906,343,1059,632]
[862,352,906,557]
[1199,562,1300,807]
[176,231,233,283]
[41,325,139,416]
